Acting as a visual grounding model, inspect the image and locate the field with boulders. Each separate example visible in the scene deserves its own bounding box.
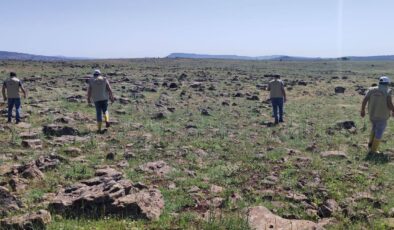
[1,59,394,229]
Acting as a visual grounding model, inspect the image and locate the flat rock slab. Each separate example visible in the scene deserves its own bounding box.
[49,168,164,220]
[247,206,323,230]
[52,135,89,145]
[0,209,51,230]
[19,132,40,140]
[320,151,347,159]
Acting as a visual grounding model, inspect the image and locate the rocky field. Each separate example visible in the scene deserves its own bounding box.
[1,59,394,229]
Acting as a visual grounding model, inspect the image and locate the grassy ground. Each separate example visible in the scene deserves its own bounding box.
[1,59,394,229]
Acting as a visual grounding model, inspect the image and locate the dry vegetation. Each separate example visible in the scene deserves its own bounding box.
[1,59,394,229]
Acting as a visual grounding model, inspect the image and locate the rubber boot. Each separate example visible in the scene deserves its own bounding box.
[97,122,103,132]
[370,138,381,154]
[104,112,110,128]
[368,130,375,149]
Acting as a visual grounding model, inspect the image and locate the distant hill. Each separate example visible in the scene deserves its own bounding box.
[168,53,394,61]
[167,53,321,61]
[339,55,394,61]
[0,51,85,61]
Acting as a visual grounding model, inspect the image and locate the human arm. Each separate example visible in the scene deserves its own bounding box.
[360,96,369,117]
[387,94,394,116]
[2,82,6,101]
[106,80,115,103]
[87,85,92,104]
[281,85,287,103]
[19,82,27,99]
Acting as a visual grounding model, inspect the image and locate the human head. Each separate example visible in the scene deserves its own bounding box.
[93,69,101,76]
[274,74,280,79]
[379,76,390,85]
[9,72,16,77]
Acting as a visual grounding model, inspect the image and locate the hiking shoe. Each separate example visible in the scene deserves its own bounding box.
[106,122,110,128]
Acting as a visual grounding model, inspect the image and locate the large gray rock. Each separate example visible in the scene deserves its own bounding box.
[0,209,51,230]
[49,168,164,220]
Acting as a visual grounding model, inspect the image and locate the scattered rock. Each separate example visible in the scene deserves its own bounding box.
[106,152,116,160]
[117,160,129,168]
[138,161,172,177]
[0,209,51,230]
[335,120,356,130]
[151,112,166,120]
[318,199,340,218]
[246,95,259,101]
[210,185,224,194]
[320,151,347,159]
[21,139,43,149]
[0,186,24,217]
[335,86,346,94]
[247,206,321,230]
[43,124,79,137]
[49,168,164,220]
[8,176,28,192]
[19,132,39,140]
[64,147,82,156]
[201,108,210,116]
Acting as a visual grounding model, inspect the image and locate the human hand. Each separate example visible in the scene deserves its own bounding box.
[360,110,365,118]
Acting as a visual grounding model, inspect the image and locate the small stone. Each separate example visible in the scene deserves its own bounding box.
[320,151,347,159]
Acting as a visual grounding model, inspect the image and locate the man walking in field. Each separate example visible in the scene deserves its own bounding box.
[2,72,27,124]
[268,74,287,124]
[361,76,394,154]
[87,70,115,133]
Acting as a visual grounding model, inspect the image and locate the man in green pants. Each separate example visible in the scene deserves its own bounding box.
[87,70,115,133]
[361,76,394,154]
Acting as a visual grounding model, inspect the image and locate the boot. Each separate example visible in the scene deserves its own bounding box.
[104,112,110,128]
[368,130,375,149]
[97,122,103,132]
[370,138,381,154]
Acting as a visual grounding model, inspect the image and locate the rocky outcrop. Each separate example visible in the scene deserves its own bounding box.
[49,168,164,220]
[0,209,51,230]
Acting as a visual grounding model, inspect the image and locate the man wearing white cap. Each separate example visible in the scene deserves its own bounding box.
[87,69,115,133]
[361,76,394,154]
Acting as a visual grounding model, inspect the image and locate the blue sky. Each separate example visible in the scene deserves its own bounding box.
[1,0,393,58]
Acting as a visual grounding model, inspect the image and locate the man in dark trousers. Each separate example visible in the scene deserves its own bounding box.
[2,72,27,124]
[87,70,115,133]
[268,75,287,124]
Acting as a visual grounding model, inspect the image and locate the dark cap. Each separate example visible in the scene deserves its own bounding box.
[10,72,16,77]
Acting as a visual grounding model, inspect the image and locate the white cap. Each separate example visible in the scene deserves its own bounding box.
[379,76,390,84]
[93,69,101,76]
